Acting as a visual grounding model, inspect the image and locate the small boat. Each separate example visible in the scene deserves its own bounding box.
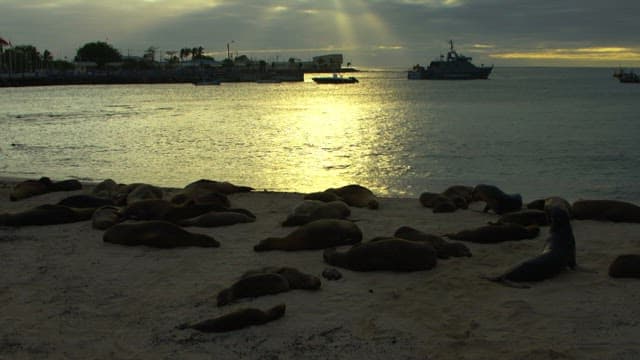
[312,73,359,84]
[193,79,221,86]
[613,68,640,83]
[408,40,493,80]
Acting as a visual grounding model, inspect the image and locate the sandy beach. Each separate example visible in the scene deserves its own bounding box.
[1,178,639,360]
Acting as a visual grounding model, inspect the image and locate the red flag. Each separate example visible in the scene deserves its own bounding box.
[0,37,10,46]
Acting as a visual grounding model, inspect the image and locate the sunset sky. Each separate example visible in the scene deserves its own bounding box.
[1,0,639,68]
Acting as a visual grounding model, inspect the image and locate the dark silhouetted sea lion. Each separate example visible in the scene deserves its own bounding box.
[103,220,220,248]
[217,267,321,306]
[393,226,472,258]
[572,200,640,223]
[9,177,82,201]
[58,194,115,208]
[0,204,94,226]
[91,205,122,230]
[170,179,251,206]
[483,206,576,286]
[419,185,474,213]
[527,196,572,218]
[323,237,437,271]
[282,200,350,226]
[254,219,362,252]
[608,255,640,278]
[445,223,540,244]
[304,191,344,203]
[241,267,322,290]
[121,199,232,223]
[472,184,522,215]
[492,209,549,227]
[178,304,285,333]
[217,273,291,306]
[308,185,379,209]
[125,183,163,204]
[178,211,256,227]
[442,185,474,205]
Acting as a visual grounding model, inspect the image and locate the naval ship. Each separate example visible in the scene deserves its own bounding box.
[408,41,493,80]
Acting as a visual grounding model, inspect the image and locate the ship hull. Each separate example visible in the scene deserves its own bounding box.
[408,67,493,80]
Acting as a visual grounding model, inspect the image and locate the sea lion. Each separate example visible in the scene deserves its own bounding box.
[445,223,540,244]
[120,199,232,223]
[177,211,256,227]
[0,204,94,226]
[492,209,549,227]
[572,200,640,223]
[178,304,286,333]
[419,185,473,213]
[328,184,379,209]
[483,206,576,285]
[217,267,321,306]
[393,226,472,258]
[527,197,572,218]
[304,191,344,203]
[91,205,122,230]
[217,273,291,306]
[170,179,251,206]
[323,237,437,272]
[281,200,350,226]
[254,219,363,252]
[125,183,163,204]
[58,194,115,208]
[442,185,474,205]
[419,192,457,213]
[322,268,343,280]
[472,184,522,215]
[240,267,322,290]
[608,255,640,278]
[103,220,220,248]
[9,177,82,201]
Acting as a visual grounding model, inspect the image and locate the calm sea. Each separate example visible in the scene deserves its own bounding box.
[1,67,639,203]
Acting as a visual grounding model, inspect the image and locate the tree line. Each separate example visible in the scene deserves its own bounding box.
[0,41,215,73]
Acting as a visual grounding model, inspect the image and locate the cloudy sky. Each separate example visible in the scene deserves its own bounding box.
[1,0,639,68]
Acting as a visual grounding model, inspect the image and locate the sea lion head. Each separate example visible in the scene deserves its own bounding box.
[548,206,571,230]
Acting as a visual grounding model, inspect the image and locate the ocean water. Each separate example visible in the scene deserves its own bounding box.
[1,67,639,203]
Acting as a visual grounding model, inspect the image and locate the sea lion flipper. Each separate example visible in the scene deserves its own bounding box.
[480,275,531,289]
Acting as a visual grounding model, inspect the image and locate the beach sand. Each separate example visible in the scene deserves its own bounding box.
[1,179,639,360]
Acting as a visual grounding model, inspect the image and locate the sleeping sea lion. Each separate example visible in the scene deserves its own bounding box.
[329,184,379,209]
[445,223,539,244]
[304,191,344,203]
[217,273,291,306]
[608,255,640,278]
[217,267,321,306]
[472,184,522,215]
[178,304,285,333]
[419,192,457,213]
[103,220,220,248]
[91,205,122,230]
[323,237,437,272]
[483,206,577,286]
[120,199,232,223]
[177,211,256,227]
[9,177,82,201]
[0,204,94,226]
[393,226,472,258]
[240,267,322,290]
[572,200,640,223]
[281,200,350,226]
[254,219,362,252]
[125,183,163,204]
